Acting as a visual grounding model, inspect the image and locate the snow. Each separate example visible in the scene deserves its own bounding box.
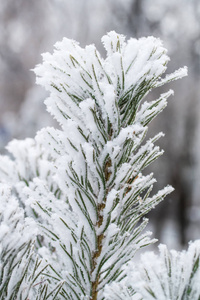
[155,66,188,88]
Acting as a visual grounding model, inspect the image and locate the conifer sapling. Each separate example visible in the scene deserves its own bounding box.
[0,31,193,299]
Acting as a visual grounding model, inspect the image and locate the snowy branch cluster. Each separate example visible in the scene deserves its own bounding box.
[1,31,199,300]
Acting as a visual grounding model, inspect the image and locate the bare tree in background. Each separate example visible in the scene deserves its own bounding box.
[108,0,200,247]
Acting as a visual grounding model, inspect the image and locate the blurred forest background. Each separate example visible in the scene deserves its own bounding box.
[0,0,200,249]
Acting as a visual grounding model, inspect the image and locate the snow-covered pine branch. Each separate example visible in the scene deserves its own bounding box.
[125,240,200,300]
[0,138,61,219]
[0,140,65,299]
[0,184,47,299]
[0,31,188,299]
[32,31,187,299]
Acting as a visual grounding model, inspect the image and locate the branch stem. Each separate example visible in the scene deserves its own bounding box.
[91,158,112,300]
